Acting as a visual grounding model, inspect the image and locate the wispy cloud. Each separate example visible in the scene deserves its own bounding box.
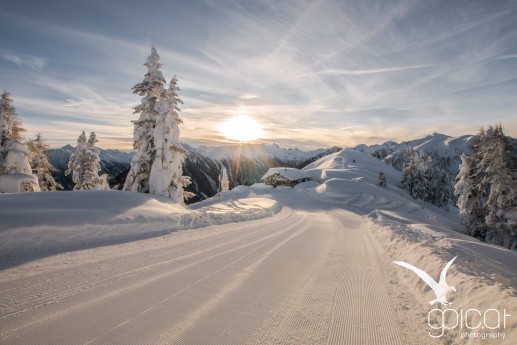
[315,64,436,76]
[498,54,517,60]
[1,0,516,149]
[0,49,46,70]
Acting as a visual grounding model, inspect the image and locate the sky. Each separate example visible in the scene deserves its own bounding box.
[1,0,516,150]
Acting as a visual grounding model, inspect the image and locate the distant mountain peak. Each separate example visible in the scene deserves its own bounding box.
[428,132,449,139]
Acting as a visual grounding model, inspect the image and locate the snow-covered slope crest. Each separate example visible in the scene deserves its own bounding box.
[303,147,402,186]
[0,190,281,268]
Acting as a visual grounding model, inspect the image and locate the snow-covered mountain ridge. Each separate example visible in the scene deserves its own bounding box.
[194,143,341,164]
[49,143,342,202]
[355,132,476,159]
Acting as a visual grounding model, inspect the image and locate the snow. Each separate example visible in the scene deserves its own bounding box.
[261,167,311,181]
[0,172,40,193]
[0,190,280,269]
[304,148,402,186]
[0,147,515,344]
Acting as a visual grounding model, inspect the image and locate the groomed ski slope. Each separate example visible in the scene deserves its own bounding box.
[1,206,411,345]
[0,148,515,344]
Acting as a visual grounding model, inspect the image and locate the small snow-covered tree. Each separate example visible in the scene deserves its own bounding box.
[402,148,427,199]
[66,131,109,190]
[0,92,40,192]
[124,46,166,193]
[66,131,88,190]
[149,76,191,203]
[0,92,31,175]
[0,92,25,145]
[87,132,110,190]
[28,133,63,191]
[219,166,230,192]
[378,170,387,188]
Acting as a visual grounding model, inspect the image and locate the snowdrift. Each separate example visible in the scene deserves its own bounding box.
[0,173,40,193]
[0,190,190,229]
[0,190,280,268]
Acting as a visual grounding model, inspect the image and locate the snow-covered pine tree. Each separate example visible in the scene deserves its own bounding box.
[87,132,110,190]
[219,166,230,192]
[28,133,63,191]
[401,148,451,208]
[0,92,40,192]
[0,92,31,175]
[401,148,416,195]
[66,131,88,190]
[434,168,451,208]
[402,148,428,199]
[423,156,451,208]
[454,153,487,238]
[481,125,517,248]
[124,46,166,193]
[378,170,387,188]
[149,76,191,203]
[66,131,109,190]
[0,92,25,146]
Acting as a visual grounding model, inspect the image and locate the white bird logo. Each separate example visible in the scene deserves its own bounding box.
[393,256,457,306]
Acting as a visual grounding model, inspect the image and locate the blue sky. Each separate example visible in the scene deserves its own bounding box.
[1,0,516,149]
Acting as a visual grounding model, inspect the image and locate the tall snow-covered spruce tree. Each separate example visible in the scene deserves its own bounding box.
[149,76,193,203]
[66,131,110,191]
[455,125,517,248]
[28,133,63,191]
[124,46,166,193]
[125,46,193,202]
[480,126,516,248]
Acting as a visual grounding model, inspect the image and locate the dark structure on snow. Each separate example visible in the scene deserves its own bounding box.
[261,168,312,187]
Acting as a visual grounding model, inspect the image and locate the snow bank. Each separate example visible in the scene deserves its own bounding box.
[0,190,281,268]
[0,173,40,193]
[294,147,516,343]
[368,210,517,344]
[0,190,189,229]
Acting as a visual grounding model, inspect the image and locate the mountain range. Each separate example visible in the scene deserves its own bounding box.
[355,132,476,174]
[49,143,342,203]
[48,133,485,204]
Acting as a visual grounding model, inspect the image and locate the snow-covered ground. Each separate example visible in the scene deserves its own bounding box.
[0,190,280,269]
[0,148,515,344]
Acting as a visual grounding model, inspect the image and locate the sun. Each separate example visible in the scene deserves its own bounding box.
[219,114,264,142]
